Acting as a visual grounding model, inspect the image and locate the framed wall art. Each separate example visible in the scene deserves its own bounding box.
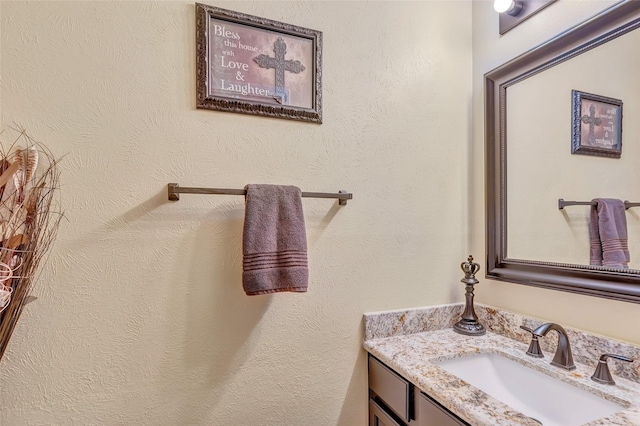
[571,90,623,158]
[195,3,323,123]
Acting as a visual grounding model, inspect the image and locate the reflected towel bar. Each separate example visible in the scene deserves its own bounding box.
[168,183,352,205]
[558,198,640,210]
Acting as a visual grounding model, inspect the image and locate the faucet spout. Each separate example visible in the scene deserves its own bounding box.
[532,323,576,371]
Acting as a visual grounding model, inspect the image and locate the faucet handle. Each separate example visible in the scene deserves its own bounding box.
[519,325,544,358]
[519,325,536,334]
[591,353,634,385]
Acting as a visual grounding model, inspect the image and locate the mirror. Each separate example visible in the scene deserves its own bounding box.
[485,1,640,303]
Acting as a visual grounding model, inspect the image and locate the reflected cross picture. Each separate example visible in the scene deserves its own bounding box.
[572,90,623,158]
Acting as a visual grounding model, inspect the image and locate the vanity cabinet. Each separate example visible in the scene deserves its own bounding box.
[368,354,469,426]
[415,391,469,426]
[369,355,412,424]
[370,398,404,426]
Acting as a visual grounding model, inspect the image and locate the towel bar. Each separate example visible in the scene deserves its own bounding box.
[558,199,640,210]
[168,183,352,205]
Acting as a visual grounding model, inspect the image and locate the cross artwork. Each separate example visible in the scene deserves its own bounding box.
[581,104,602,146]
[253,37,306,105]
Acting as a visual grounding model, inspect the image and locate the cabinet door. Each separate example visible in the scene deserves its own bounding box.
[415,392,469,426]
[368,355,412,422]
[370,398,404,426]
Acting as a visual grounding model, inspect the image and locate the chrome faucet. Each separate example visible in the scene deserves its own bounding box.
[524,323,576,370]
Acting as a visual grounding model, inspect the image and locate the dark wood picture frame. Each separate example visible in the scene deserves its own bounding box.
[571,90,623,158]
[195,3,323,123]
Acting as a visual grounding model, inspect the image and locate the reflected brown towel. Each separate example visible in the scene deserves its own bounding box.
[589,198,629,268]
[242,184,308,295]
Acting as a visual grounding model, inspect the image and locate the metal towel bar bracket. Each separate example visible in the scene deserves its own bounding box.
[168,183,352,205]
[558,198,640,210]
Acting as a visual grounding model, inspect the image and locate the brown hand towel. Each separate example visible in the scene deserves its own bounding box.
[242,184,308,295]
[589,198,629,268]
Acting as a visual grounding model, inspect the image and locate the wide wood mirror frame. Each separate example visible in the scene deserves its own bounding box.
[485,1,640,304]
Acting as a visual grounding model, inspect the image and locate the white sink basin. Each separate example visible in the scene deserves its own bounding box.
[434,352,626,426]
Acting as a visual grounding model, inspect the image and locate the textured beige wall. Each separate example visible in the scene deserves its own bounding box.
[0,1,472,424]
[472,0,640,345]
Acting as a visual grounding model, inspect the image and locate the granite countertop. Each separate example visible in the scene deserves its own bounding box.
[363,304,640,426]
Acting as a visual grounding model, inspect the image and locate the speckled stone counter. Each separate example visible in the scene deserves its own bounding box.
[363,303,640,426]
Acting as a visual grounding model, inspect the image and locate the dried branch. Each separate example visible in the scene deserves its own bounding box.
[0,128,63,361]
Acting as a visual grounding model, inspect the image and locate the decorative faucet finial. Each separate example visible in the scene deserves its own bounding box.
[454,254,485,336]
